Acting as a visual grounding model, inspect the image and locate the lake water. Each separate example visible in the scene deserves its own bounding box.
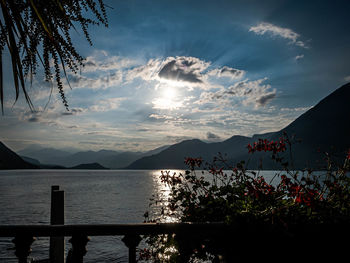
[0,169,284,262]
[0,169,180,262]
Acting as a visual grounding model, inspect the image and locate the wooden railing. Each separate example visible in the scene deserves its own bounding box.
[0,222,231,263]
[2,221,350,262]
[0,186,235,262]
[2,186,349,262]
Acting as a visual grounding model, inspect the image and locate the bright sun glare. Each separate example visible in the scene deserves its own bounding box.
[152,80,184,110]
[163,87,177,99]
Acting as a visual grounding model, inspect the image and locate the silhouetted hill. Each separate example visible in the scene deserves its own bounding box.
[268,82,350,168]
[127,139,210,169]
[127,137,253,169]
[21,156,41,166]
[128,83,350,170]
[0,142,38,169]
[69,162,108,169]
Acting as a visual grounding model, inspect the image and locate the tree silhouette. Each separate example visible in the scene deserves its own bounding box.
[0,0,108,112]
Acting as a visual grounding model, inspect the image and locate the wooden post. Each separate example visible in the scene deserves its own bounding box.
[50,185,65,263]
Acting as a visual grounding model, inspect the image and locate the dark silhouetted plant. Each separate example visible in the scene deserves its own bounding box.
[141,133,350,262]
[0,0,108,112]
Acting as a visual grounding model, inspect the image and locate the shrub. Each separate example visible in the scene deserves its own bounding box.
[141,134,350,262]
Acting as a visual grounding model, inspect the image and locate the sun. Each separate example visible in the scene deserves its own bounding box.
[162,87,177,99]
[152,84,183,110]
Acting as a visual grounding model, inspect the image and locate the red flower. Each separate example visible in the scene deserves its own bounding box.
[247,143,254,153]
[293,187,322,207]
[247,138,287,154]
[295,194,303,204]
[347,149,350,160]
[185,157,203,168]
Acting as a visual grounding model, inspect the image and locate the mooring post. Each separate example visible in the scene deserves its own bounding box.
[50,185,65,263]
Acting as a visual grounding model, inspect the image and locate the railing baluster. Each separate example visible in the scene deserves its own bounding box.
[50,186,65,263]
[66,234,90,263]
[122,234,142,263]
[0,223,235,262]
[12,235,35,263]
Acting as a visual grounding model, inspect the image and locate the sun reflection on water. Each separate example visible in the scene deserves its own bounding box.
[151,169,184,223]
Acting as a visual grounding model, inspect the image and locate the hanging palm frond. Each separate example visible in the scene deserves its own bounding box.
[0,0,108,113]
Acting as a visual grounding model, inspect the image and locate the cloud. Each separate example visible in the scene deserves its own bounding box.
[83,51,137,72]
[61,108,86,116]
[158,56,210,83]
[79,141,106,145]
[344,75,350,82]
[255,93,276,107]
[206,131,221,141]
[125,58,162,82]
[69,71,123,90]
[196,78,276,108]
[165,135,193,143]
[17,98,87,128]
[125,56,248,93]
[66,51,137,90]
[89,97,126,112]
[231,78,276,107]
[207,66,245,79]
[280,106,311,112]
[295,54,304,60]
[20,110,58,126]
[249,22,308,48]
[149,113,174,120]
[27,116,41,122]
[125,56,212,88]
[152,97,184,110]
[136,128,150,132]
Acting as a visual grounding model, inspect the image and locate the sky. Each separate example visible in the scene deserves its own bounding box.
[1,0,350,152]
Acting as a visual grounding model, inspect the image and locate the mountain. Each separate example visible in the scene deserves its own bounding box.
[127,136,252,169]
[17,144,170,169]
[96,151,144,169]
[69,162,108,169]
[143,145,170,156]
[17,148,70,165]
[267,83,350,168]
[128,83,350,170]
[128,139,210,169]
[0,142,38,169]
[17,147,130,168]
[20,155,66,169]
[21,156,41,166]
[17,144,44,156]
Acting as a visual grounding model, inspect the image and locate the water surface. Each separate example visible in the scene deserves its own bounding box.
[0,169,288,262]
[0,169,172,262]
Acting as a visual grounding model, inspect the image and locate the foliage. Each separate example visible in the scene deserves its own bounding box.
[141,133,350,262]
[0,0,108,112]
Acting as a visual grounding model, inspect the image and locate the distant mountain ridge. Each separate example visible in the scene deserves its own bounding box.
[127,83,350,170]
[20,155,108,170]
[17,145,170,169]
[127,136,252,169]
